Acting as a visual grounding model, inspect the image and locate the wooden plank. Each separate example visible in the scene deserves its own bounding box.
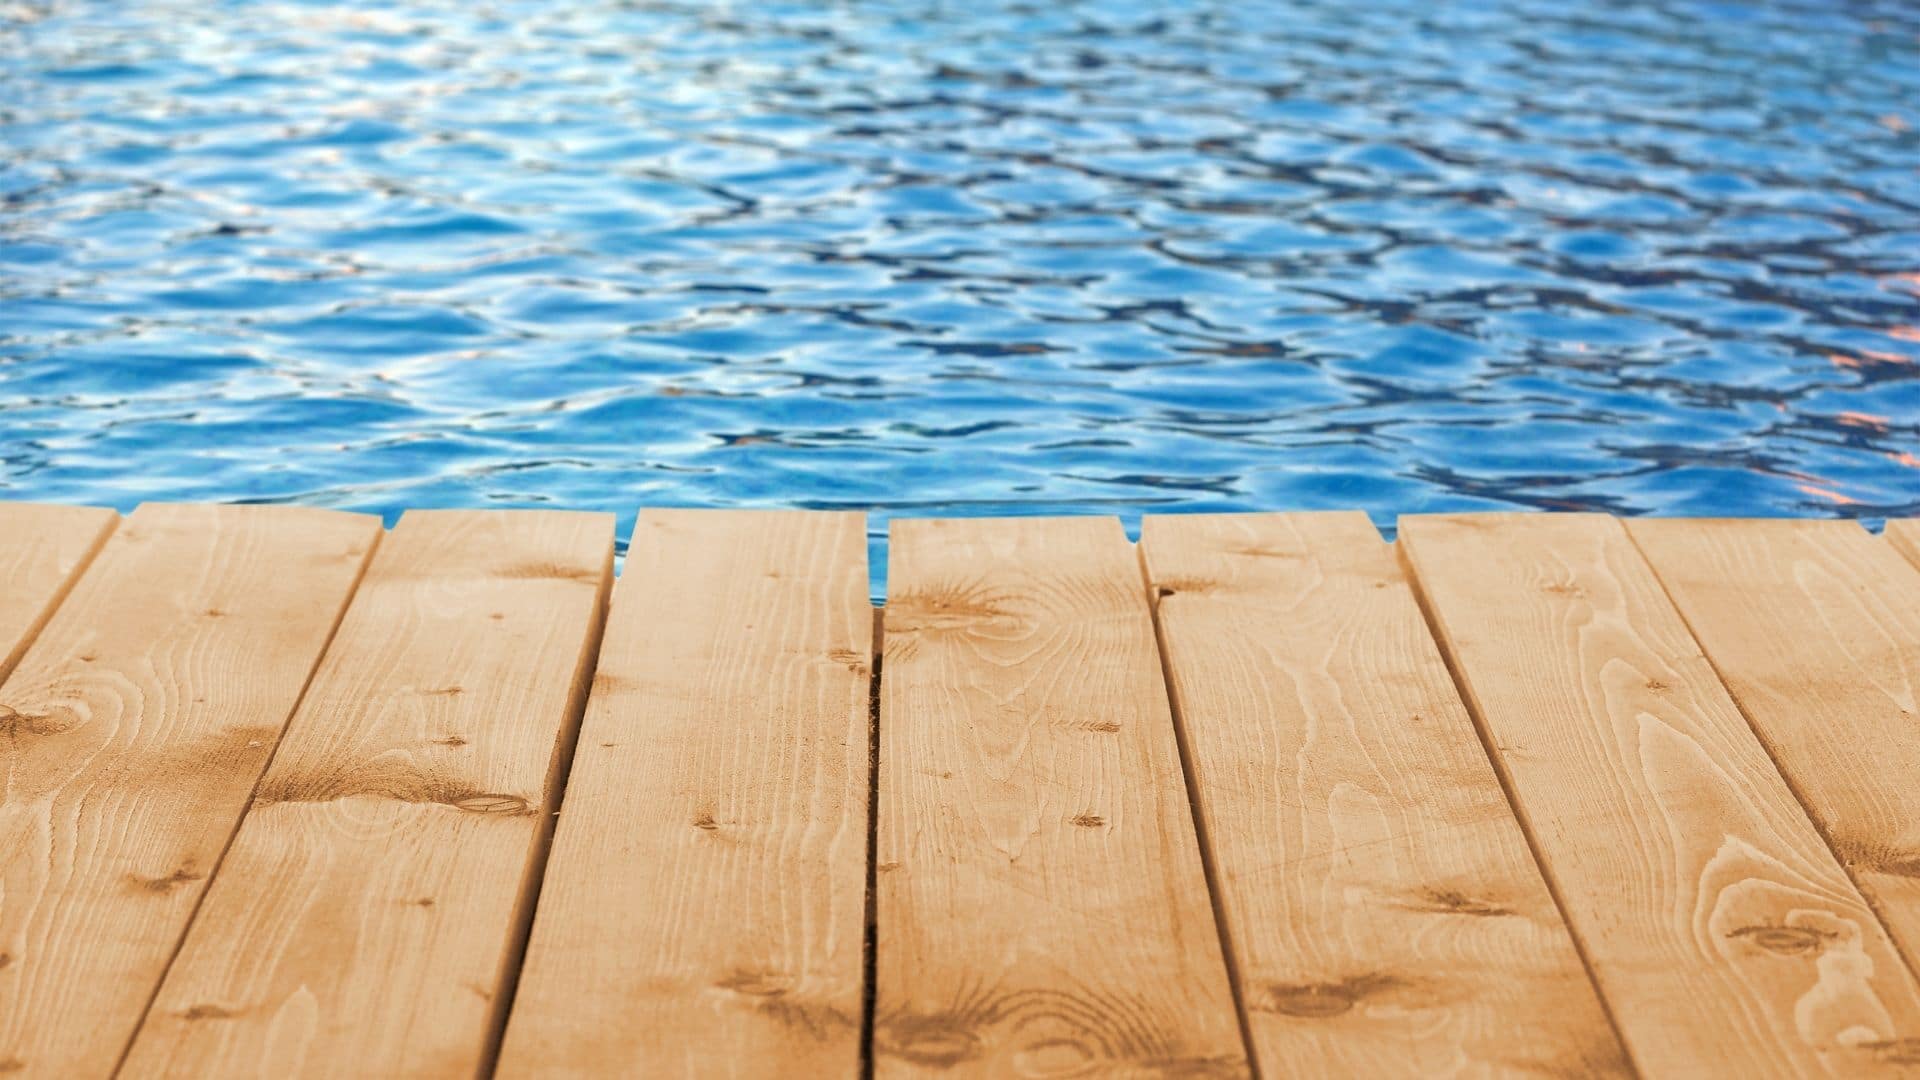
[121,510,613,1078]
[1400,512,1920,1077]
[0,503,117,683]
[1628,519,1920,982]
[1141,512,1629,1077]
[874,516,1246,1077]
[0,503,380,1079]
[1887,521,1920,572]
[496,509,871,1078]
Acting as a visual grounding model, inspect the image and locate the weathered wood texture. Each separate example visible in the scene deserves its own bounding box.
[1142,512,1629,1077]
[0,503,379,1079]
[497,510,871,1079]
[0,503,115,683]
[1401,512,1920,1078]
[1887,521,1920,572]
[875,516,1246,1078]
[121,510,613,1079]
[1629,518,1920,984]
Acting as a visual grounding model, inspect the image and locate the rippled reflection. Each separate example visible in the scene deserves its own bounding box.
[3,0,1918,586]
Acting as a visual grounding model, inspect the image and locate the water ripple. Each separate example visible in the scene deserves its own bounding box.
[3,0,1918,588]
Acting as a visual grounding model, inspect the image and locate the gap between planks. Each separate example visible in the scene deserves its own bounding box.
[112,519,388,1078]
[1390,522,1638,1071]
[5,504,1919,1078]
[859,605,883,1080]
[498,510,873,1078]
[1136,547,1262,1079]
[1625,519,1920,989]
[120,511,615,1078]
[1,504,385,1079]
[1144,512,1628,1077]
[1400,513,1920,1077]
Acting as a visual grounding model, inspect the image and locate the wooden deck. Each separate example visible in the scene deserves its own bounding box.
[3,503,1920,1078]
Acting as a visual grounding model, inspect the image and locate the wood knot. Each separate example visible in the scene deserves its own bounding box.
[450,793,531,815]
[0,1057,24,1073]
[1729,924,1835,957]
[1228,543,1305,560]
[1861,1038,1920,1065]
[1082,720,1121,733]
[1137,1053,1250,1077]
[1069,813,1105,828]
[422,686,463,697]
[883,1014,983,1069]
[433,735,469,747]
[716,968,794,997]
[1645,678,1671,692]
[182,1003,240,1021]
[500,560,600,584]
[408,897,436,909]
[132,866,205,893]
[692,812,720,831]
[887,587,1011,635]
[1881,853,1920,879]
[1541,583,1584,598]
[1153,577,1214,598]
[0,704,71,739]
[591,672,637,697]
[826,648,868,672]
[1835,837,1920,879]
[1406,887,1514,918]
[877,861,902,874]
[0,951,12,971]
[1258,974,1406,1018]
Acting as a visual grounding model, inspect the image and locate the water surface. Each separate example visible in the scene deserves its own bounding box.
[4,0,1919,585]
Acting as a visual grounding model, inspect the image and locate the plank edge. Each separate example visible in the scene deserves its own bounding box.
[1391,515,1639,1075]
[108,518,389,1076]
[1132,538,1263,1077]
[478,529,619,1076]
[1623,517,1920,990]
[0,505,119,685]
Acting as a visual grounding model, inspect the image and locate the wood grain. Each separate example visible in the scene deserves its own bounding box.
[1887,521,1920,572]
[0,503,116,685]
[0,503,380,1079]
[1141,511,1629,1077]
[1629,519,1920,984]
[120,510,613,1079]
[875,516,1246,1078]
[1401,512,1920,1077]
[496,509,871,1079]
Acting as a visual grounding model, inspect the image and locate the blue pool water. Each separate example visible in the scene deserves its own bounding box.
[4,0,1918,587]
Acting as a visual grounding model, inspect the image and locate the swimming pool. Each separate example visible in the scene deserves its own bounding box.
[3,0,1917,586]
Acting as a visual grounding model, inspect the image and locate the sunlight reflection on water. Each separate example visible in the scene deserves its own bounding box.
[3,0,1918,588]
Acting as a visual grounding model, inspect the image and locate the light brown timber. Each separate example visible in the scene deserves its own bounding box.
[496,509,872,1079]
[1400,512,1920,1077]
[0,503,116,684]
[874,516,1247,1078]
[0,503,380,1079]
[120,510,613,1078]
[1142,511,1630,1077]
